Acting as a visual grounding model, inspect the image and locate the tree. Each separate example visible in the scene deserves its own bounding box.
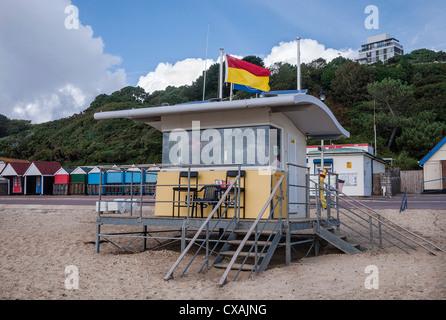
[0,114,31,137]
[367,78,414,150]
[330,62,374,107]
[396,111,446,159]
[242,55,265,68]
[268,62,296,90]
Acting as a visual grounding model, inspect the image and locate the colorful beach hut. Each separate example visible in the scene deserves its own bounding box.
[0,162,31,194]
[124,167,143,195]
[23,161,61,195]
[53,167,73,195]
[87,166,106,195]
[123,168,158,195]
[145,171,158,195]
[70,166,93,195]
[106,168,125,194]
[0,157,30,174]
[419,136,446,193]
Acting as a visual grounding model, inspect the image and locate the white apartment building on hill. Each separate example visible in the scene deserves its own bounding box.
[357,33,404,64]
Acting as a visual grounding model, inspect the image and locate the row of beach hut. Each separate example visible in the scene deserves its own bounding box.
[0,159,157,196]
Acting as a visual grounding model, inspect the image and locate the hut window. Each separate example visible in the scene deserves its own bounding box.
[162,125,281,167]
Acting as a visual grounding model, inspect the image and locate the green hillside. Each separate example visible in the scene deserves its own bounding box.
[0,49,445,169]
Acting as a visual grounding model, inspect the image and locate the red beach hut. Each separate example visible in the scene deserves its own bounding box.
[0,162,32,194]
[53,167,73,195]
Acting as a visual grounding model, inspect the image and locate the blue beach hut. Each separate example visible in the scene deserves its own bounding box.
[87,166,107,195]
[106,168,125,194]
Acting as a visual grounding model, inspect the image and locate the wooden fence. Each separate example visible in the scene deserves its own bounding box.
[400,170,423,194]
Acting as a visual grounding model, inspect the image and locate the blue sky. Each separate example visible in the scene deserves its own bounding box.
[1,0,445,123]
[71,0,446,84]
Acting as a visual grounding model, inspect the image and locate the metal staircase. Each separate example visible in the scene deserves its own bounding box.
[311,175,445,256]
[164,175,285,286]
[217,175,285,286]
[164,169,444,287]
[315,224,362,255]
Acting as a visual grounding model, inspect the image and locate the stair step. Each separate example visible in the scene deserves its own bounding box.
[213,262,255,271]
[315,226,362,255]
[228,240,270,247]
[328,229,361,247]
[234,229,277,236]
[220,250,266,258]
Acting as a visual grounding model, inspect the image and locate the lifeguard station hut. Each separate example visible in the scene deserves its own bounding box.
[93,92,443,285]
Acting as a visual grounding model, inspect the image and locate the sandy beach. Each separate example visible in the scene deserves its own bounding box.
[0,205,445,300]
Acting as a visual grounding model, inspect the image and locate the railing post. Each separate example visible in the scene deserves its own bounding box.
[378,215,383,249]
[335,174,339,220]
[279,178,283,222]
[181,220,187,252]
[206,222,210,270]
[142,225,147,251]
[255,224,258,273]
[139,168,144,222]
[315,172,321,230]
[369,216,375,254]
[326,176,331,220]
[95,167,103,254]
[285,163,291,265]
[186,166,191,221]
[130,170,134,216]
[98,167,103,216]
[95,223,101,253]
[286,163,290,224]
[305,167,310,219]
[237,165,241,221]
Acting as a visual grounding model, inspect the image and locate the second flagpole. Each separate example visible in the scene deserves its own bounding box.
[219,48,224,99]
[297,37,301,91]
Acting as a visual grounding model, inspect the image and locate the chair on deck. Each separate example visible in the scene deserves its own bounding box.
[172,171,198,217]
[222,170,246,218]
[192,185,222,218]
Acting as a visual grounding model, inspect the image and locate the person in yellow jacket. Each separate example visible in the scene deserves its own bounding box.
[319,169,327,209]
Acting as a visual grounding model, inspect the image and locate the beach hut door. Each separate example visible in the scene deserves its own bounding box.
[287,133,298,214]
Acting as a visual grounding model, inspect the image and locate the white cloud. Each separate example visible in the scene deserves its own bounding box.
[264,38,357,67]
[0,0,359,125]
[137,40,357,94]
[0,0,127,123]
[137,58,214,93]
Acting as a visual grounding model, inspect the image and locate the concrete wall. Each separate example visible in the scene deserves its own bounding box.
[380,167,401,196]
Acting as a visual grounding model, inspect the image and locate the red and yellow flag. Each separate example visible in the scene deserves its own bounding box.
[225,54,270,92]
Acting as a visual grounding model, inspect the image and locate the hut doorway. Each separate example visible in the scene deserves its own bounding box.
[287,133,299,215]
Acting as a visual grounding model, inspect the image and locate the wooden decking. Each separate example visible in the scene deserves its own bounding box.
[97,212,317,230]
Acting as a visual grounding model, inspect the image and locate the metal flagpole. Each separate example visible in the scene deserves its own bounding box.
[219,48,224,99]
[374,100,377,156]
[202,24,210,101]
[297,37,301,91]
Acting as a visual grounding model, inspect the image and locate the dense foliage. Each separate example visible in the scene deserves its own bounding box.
[0,49,445,169]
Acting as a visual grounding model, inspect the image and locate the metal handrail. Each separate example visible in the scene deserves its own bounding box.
[420,177,446,195]
[164,175,240,280]
[219,175,285,286]
[400,187,408,212]
[312,178,445,255]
